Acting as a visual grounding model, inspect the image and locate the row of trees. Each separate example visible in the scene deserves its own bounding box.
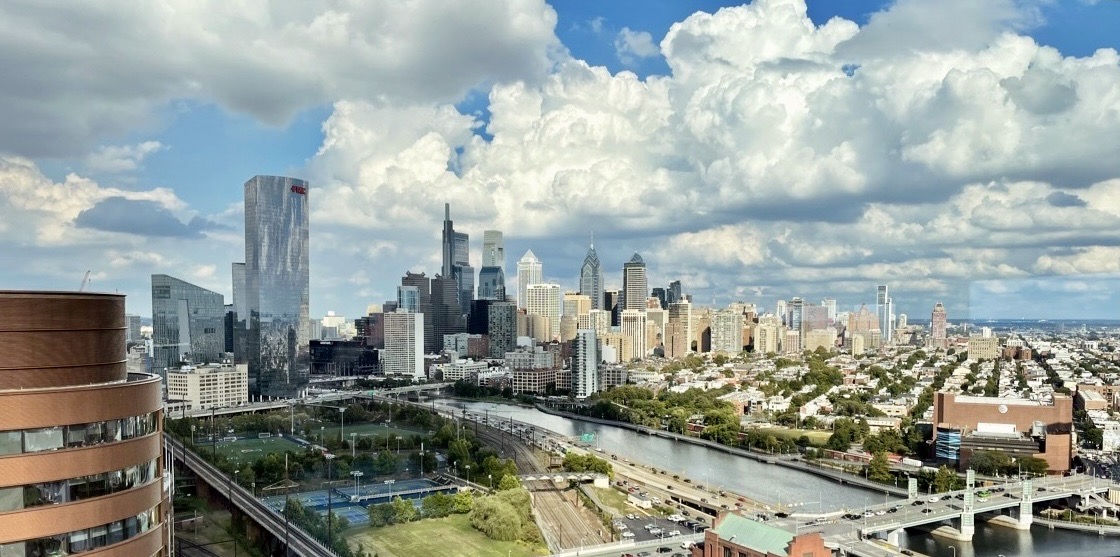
[561,453,612,476]
[366,491,474,526]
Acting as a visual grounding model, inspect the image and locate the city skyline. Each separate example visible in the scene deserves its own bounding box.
[1,1,1119,320]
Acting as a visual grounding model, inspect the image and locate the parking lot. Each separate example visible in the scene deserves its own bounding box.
[613,512,706,544]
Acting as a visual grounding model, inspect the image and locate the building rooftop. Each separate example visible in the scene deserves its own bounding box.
[713,513,795,557]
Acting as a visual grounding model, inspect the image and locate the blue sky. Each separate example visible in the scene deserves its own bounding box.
[2,0,1119,321]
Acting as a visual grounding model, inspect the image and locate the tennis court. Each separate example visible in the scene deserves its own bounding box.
[332,504,370,526]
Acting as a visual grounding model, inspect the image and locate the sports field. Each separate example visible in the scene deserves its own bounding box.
[312,422,427,441]
[215,436,304,466]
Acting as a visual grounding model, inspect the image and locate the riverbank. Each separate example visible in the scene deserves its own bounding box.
[534,403,907,498]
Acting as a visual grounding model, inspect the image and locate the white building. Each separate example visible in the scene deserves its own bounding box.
[573,329,599,399]
[516,250,543,311]
[166,362,248,410]
[621,309,647,361]
[711,310,745,354]
[434,359,489,382]
[384,310,425,378]
[526,283,561,341]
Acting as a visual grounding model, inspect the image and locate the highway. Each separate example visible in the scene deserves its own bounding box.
[167,436,335,557]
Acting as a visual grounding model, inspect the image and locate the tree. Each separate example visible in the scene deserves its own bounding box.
[391,496,419,523]
[968,450,1011,476]
[868,451,892,483]
[498,475,522,491]
[1018,456,1049,476]
[367,503,395,527]
[421,492,454,518]
[468,497,522,541]
[933,465,962,493]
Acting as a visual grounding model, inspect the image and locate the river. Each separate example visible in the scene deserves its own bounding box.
[432,398,1120,557]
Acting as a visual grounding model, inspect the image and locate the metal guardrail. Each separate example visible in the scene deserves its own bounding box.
[166,435,337,557]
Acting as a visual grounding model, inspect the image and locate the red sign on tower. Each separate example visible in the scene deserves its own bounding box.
[291,185,307,195]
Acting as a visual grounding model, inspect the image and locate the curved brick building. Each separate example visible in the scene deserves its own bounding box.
[0,291,167,556]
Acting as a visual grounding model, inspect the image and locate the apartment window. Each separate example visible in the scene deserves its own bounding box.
[0,431,20,456]
[23,427,63,453]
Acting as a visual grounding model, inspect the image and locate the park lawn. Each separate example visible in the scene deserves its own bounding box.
[591,486,630,514]
[757,427,831,445]
[347,514,547,557]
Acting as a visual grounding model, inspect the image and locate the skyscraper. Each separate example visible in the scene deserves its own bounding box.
[667,280,683,305]
[526,283,562,341]
[876,285,893,345]
[931,302,948,350]
[822,298,837,323]
[516,250,542,310]
[397,285,420,313]
[401,271,435,352]
[573,329,599,399]
[441,204,474,314]
[604,289,621,327]
[787,297,805,336]
[478,230,506,301]
[231,262,248,362]
[668,301,693,356]
[487,301,517,358]
[622,253,648,311]
[621,309,647,360]
[384,310,425,378]
[711,310,745,354]
[151,274,226,371]
[432,274,464,348]
[579,242,604,310]
[243,175,310,398]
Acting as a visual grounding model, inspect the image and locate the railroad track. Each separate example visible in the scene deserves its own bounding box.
[532,489,609,552]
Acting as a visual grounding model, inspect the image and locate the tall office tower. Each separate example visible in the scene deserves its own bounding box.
[775,299,788,326]
[578,242,604,310]
[847,304,881,350]
[621,309,647,360]
[0,292,167,555]
[151,274,226,372]
[432,275,464,348]
[587,309,611,336]
[931,302,948,349]
[397,285,420,313]
[125,314,142,343]
[440,205,474,314]
[651,287,667,309]
[231,262,247,362]
[897,314,908,329]
[822,298,837,323]
[667,301,693,355]
[754,315,783,354]
[526,283,562,341]
[622,253,648,311]
[482,230,504,267]
[401,272,435,352]
[603,289,621,326]
[563,292,592,325]
[803,305,829,334]
[355,312,385,349]
[244,175,310,398]
[487,301,517,358]
[787,297,805,336]
[645,307,667,352]
[711,310,745,354]
[383,310,425,378]
[223,304,235,353]
[516,250,542,310]
[664,320,688,359]
[876,285,892,345]
[572,329,599,398]
[667,280,682,305]
[468,299,494,335]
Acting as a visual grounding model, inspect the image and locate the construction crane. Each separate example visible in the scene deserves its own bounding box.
[78,270,91,292]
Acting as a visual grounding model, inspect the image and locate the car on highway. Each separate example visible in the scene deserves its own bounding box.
[922,508,934,514]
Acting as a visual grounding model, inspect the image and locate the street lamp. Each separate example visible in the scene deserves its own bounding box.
[351,433,357,458]
[384,479,395,502]
[230,469,240,557]
[339,407,347,448]
[465,464,471,483]
[325,453,336,549]
[396,436,402,456]
[489,474,493,490]
[351,470,364,500]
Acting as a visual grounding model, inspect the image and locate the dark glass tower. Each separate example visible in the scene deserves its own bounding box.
[244,175,310,398]
[151,274,226,371]
[579,242,604,310]
[441,204,474,315]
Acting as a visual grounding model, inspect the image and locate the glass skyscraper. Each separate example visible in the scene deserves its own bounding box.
[244,175,310,398]
[579,242,604,310]
[151,274,226,371]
